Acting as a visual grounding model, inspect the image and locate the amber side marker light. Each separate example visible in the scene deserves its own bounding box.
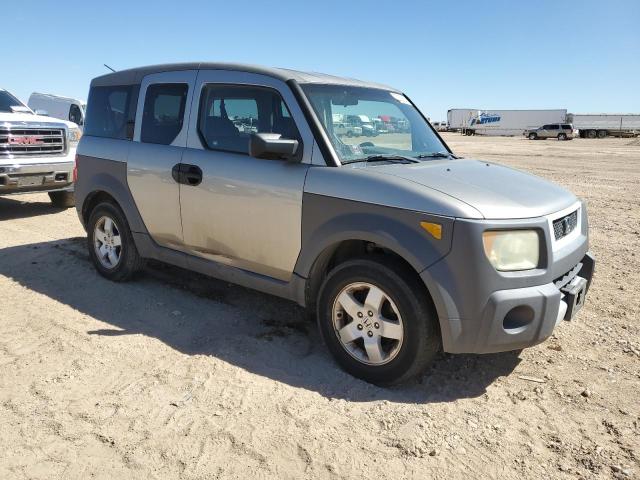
[420,222,442,240]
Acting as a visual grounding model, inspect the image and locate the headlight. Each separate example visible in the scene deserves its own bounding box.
[482,230,540,271]
[67,127,82,146]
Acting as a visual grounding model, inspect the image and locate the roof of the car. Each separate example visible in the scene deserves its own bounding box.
[90,62,399,92]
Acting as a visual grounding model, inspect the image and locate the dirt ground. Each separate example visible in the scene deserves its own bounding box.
[1,134,639,479]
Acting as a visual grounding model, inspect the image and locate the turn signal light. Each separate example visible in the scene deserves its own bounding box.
[420,221,442,240]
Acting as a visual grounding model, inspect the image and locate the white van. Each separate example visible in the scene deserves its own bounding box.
[28,92,86,129]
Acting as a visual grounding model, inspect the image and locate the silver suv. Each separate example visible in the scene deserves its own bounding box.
[75,63,594,385]
[525,123,574,141]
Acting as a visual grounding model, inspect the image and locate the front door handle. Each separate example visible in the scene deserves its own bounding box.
[171,163,202,186]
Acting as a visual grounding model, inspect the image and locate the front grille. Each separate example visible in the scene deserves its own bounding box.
[553,210,578,240]
[0,128,65,156]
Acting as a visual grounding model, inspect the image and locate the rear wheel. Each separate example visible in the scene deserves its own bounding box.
[587,130,597,139]
[558,133,567,141]
[48,190,75,208]
[597,130,608,138]
[317,257,440,385]
[87,202,145,281]
[528,132,537,140]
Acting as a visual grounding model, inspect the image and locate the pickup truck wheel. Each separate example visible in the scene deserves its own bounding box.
[558,133,567,141]
[528,132,537,140]
[317,257,440,386]
[87,202,145,281]
[48,191,75,208]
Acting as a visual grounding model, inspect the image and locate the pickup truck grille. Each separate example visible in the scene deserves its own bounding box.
[553,210,578,240]
[0,128,65,156]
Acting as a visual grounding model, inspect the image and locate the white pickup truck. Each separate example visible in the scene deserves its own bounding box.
[1,88,81,207]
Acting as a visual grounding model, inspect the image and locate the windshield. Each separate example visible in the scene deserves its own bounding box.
[0,89,28,113]
[301,84,449,164]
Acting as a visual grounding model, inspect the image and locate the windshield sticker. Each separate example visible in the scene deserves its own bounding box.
[390,92,411,104]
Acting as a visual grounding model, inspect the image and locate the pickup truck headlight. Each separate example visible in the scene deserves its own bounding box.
[67,127,82,146]
[482,230,540,271]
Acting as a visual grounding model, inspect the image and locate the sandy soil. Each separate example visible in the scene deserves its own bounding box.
[0,134,638,479]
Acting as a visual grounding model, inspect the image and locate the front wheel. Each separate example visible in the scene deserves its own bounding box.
[87,202,145,281]
[317,257,440,385]
[48,190,75,208]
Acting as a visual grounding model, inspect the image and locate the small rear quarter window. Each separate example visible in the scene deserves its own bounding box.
[84,85,138,140]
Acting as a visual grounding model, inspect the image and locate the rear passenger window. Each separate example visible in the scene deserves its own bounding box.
[198,84,300,156]
[84,85,138,140]
[548,124,559,130]
[562,124,572,129]
[141,83,188,145]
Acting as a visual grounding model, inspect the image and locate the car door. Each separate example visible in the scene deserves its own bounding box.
[180,70,314,281]
[127,70,197,250]
[539,124,550,138]
[549,124,560,138]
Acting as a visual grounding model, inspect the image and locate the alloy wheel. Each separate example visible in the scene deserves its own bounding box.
[331,282,404,365]
[93,216,122,269]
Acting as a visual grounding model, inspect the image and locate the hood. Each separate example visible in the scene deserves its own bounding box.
[371,159,577,219]
[0,111,75,128]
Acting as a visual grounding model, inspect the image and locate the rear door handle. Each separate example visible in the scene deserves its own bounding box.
[172,164,182,183]
[183,165,202,186]
[171,163,203,186]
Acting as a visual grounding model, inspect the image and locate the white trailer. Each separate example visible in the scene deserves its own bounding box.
[447,109,477,132]
[448,109,567,136]
[567,114,640,138]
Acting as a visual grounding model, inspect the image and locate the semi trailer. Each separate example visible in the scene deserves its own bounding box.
[447,109,567,136]
[567,114,640,138]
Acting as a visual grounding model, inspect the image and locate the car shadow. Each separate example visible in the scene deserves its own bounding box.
[0,237,520,404]
[0,195,65,220]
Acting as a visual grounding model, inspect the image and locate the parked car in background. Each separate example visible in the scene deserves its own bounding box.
[76,63,594,385]
[1,88,80,207]
[333,121,362,137]
[373,117,388,134]
[525,123,574,140]
[346,115,377,136]
[28,92,86,129]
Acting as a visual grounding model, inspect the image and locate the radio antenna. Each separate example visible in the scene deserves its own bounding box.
[103,64,116,73]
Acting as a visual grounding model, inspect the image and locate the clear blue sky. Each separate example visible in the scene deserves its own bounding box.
[2,0,638,120]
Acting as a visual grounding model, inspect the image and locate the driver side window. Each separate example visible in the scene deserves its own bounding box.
[197,84,301,156]
[69,103,83,125]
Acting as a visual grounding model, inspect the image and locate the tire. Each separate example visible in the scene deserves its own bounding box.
[87,201,145,282]
[528,133,537,140]
[48,190,75,208]
[557,133,567,141]
[597,130,607,138]
[317,256,440,386]
[587,130,597,139]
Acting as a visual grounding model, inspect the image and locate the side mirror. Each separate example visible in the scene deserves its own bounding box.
[35,109,49,116]
[249,133,299,161]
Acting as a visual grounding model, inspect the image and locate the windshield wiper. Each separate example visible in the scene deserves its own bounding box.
[341,154,420,165]
[414,151,456,159]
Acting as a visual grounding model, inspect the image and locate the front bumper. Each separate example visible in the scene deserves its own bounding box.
[420,203,593,354]
[468,252,594,353]
[0,161,74,195]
